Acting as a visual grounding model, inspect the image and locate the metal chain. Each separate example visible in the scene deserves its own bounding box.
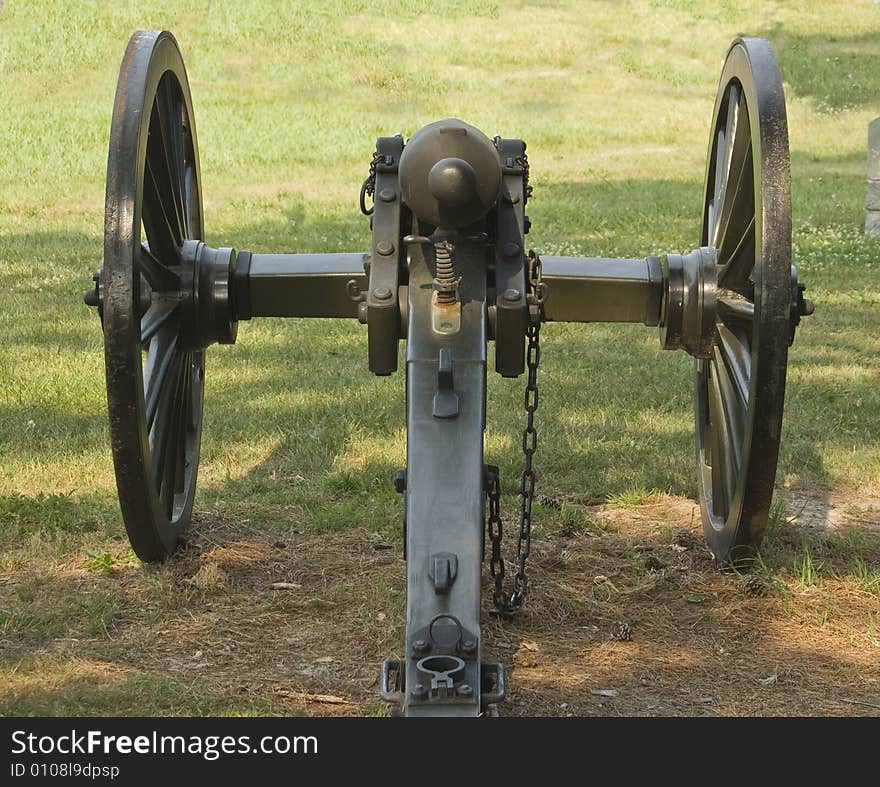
[492,136,532,202]
[490,250,545,618]
[486,466,506,613]
[517,153,533,202]
[359,150,384,216]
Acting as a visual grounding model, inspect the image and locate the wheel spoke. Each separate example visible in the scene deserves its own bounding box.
[717,215,755,292]
[152,78,186,243]
[714,149,754,261]
[712,93,753,258]
[144,327,179,431]
[140,299,179,345]
[139,243,180,292]
[707,417,727,519]
[152,353,185,516]
[718,293,755,324]
[716,323,751,407]
[163,358,189,515]
[712,345,745,472]
[189,354,203,430]
[166,79,187,203]
[184,164,195,239]
[142,157,182,263]
[707,358,737,518]
[174,352,192,495]
[710,83,739,242]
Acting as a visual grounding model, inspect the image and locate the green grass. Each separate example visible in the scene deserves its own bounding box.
[0,657,300,716]
[1,0,880,715]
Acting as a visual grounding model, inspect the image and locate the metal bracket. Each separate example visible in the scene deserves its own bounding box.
[367,135,405,375]
[493,138,528,377]
[433,348,460,419]
[428,551,458,593]
[480,661,506,707]
[380,659,506,711]
[403,615,480,711]
[379,659,405,705]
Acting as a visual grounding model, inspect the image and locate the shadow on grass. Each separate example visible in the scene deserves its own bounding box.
[0,490,117,547]
[0,406,106,462]
[1,173,878,715]
[2,169,875,544]
[1,174,874,555]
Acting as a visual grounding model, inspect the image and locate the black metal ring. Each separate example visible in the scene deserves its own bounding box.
[359,179,374,216]
[427,614,464,650]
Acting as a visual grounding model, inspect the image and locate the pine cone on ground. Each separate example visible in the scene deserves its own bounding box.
[611,622,632,642]
[671,528,700,550]
[741,574,771,597]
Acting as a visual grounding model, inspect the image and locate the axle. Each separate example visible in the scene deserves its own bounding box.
[159,244,720,361]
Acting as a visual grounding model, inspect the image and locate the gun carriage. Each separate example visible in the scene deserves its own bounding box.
[86,31,813,716]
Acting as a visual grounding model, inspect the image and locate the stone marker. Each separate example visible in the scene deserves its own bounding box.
[867,118,880,235]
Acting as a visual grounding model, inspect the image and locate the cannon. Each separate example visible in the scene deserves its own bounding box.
[85,30,813,716]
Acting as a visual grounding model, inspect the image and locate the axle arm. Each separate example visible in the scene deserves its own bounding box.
[539,249,718,357]
[539,255,664,325]
[234,252,369,320]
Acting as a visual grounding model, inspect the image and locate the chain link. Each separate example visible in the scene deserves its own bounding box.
[492,136,532,202]
[517,153,533,202]
[490,250,544,618]
[359,150,385,216]
[486,466,506,612]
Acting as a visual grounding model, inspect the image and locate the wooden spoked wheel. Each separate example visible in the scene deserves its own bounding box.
[102,31,205,561]
[696,37,793,565]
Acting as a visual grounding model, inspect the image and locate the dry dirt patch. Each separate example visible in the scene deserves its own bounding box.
[2,493,878,716]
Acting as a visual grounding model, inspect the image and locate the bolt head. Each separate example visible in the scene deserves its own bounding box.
[411,684,428,699]
[503,242,521,258]
[373,286,393,301]
[376,240,395,256]
[456,683,473,697]
[502,288,521,303]
[378,188,396,203]
[412,639,430,653]
[461,640,477,654]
